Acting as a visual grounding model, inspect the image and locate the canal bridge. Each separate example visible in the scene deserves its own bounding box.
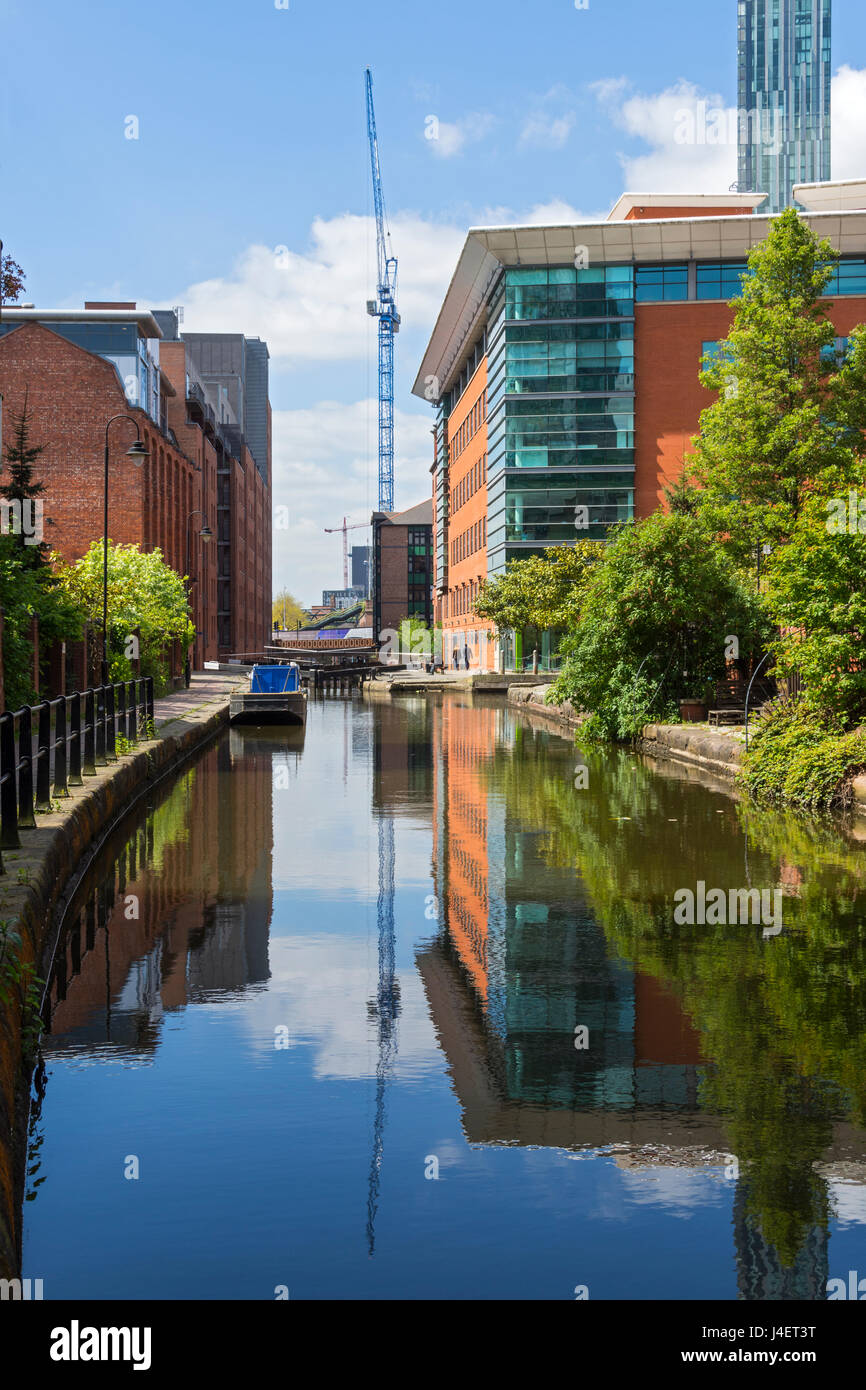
[227,646,405,694]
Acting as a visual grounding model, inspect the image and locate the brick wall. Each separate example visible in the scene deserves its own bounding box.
[0,321,272,668]
[634,296,866,518]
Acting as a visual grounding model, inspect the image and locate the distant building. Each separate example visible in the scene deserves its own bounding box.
[157,315,272,658]
[371,500,433,639]
[0,303,272,669]
[350,544,371,594]
[737,0,832,213]
[322,587,366,610]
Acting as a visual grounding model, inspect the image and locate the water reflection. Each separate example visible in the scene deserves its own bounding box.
[44,730,292,1057]
[425,698,866,1298]
[17,695,866,1299]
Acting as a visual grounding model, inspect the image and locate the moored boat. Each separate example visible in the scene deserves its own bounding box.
[229,663,307,726]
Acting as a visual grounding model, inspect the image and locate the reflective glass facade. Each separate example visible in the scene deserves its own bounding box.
[696,262,751,300]
[486,266,636,574]
[737,0,831,213]
[635,265,689,302]
[630,256,866,304]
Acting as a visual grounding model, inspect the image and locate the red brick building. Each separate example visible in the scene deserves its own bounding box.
[0,304,272,672]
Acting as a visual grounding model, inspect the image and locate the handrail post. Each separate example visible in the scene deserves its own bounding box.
[106,683,117,761]
[68,692,83,785]
[95,686,107,765]
[117,682,127,749]
[0,712,19,851]
[35,701,51,812]
[83,690,96,776]
[146,677,154,731]
[127,680,138,743]
[54,698,69,799]
[18,707,36,828]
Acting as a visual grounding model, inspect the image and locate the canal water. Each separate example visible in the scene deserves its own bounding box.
[22,694,866,1299]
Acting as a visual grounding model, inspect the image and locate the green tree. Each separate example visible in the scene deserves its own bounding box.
[0,538,82,709]
[475,541,602,645]
[662,467,702,516]
[689,208,866,558]
[0,393,50,565]
[0,400,81,708]
[0,252,25,305]
[766,492,866,721]
[552,512,772,740]
[272,589,306,630]
[56,541,193,693]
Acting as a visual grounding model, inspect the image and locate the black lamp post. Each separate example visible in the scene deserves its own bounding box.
[102,417,148,685]
[185,509,213,681]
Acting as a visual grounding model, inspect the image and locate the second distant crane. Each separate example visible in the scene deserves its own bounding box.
[324,517,368,590]
[365,68,399,514]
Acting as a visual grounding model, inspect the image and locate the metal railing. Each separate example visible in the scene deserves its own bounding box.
[0,678,154,873]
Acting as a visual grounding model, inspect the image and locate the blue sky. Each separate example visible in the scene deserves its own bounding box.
[2,0,865,602]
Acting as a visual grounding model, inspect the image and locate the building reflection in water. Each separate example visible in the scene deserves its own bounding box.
[43,729,287,1058]
[422,697,852,1298]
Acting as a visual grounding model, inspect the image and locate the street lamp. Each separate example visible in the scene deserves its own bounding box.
[102,417,149,685]
[185,509,213,682]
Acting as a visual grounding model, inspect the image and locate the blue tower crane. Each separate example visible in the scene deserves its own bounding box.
[365,68,399,514]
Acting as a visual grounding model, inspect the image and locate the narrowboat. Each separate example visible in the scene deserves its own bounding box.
[229,663,307,726]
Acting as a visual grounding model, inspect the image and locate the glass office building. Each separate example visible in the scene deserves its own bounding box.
[737,0,832,213]
[484,265,635,576]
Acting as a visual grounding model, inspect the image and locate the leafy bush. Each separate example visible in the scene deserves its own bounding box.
[551,512,773,741]
[0,536,82,709]
[742,698,866,809]
[55,541,193,694]
[765,492,866,722]
[476,541,602,641]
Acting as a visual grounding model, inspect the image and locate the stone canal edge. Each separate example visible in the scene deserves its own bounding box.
[0,672,246,1280]
[508,683,866,815]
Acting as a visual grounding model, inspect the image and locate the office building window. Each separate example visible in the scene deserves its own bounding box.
[824,259,866,296]
[634,264,689,302]
[506,265,634,320]
[506,320,634,395]
[696,262,750,300]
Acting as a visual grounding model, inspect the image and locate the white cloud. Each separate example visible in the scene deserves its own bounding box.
[592,77,737,193]
[519,112,575,150]
[270,398,432,603]
[832,66,866,181]
[592,67,866,198]
[828,1177,866,1227]
[171,212,465,365]
[476,198,603,227]
[425,112,495,160]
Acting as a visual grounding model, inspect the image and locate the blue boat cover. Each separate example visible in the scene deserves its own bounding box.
[251,664,300,693]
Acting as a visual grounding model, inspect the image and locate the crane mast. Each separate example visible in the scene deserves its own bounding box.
[365,68,399,514]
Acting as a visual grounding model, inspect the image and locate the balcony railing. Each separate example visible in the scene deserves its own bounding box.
[0,678,155,873]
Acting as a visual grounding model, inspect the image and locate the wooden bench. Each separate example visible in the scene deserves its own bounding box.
[707,675,776,727]
[708,678,747,727]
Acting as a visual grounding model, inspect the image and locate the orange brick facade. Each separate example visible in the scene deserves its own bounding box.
[436,360,491,668]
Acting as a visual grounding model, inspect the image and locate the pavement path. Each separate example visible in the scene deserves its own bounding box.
[153,672,247,730]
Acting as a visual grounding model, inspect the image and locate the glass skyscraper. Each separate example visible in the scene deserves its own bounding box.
[737,0,831,213]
